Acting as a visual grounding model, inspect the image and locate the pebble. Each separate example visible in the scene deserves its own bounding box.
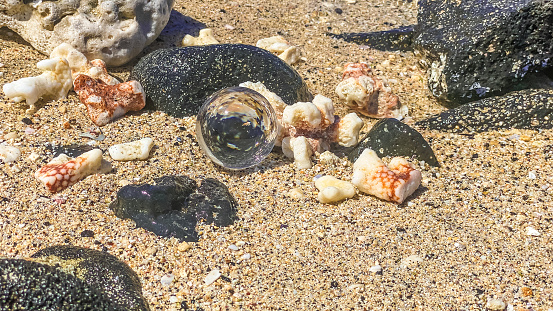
[486,298,507,310]
[27,152,40,162]
[228,244,239,251]
[240,253,251,260]
[177,241,191,252]
[400,255,424,268]
[160,274,175,286]
[314,175,356,203]
[204,269,221,286]
[288,188,305,199]
[526,227,541,236]
[369,265,382,274]
[3,132,19,140]
[108,138,154,161]
[0,145,21,163]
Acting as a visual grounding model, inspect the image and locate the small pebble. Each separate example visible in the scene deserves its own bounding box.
[0,145,21,163]
[288,188,305,199]
[400,255,424,268]
[204,269,221,286]
[369,265,382,274]
[240,253,251,260]
[24,127,35,135]
[528,171,537,179]
[526,227,541,236]
[27,152,40,162]
[3,132,19,140]
[228,244,239,251]
[486,298,506,310]
[169,296,178,304]
[178,241,192,252]
[160,274,175,286]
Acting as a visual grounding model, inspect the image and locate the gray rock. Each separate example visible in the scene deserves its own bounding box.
[348,118,439,167]
[415,89,553,132]
[414,0,553,106]
[129,44,312,118]
[0,245,149,310]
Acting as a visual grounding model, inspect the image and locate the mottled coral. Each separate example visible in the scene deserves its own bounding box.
[73,75,145,126]
[351,148,421,204]
[2,58,72,114]
[336,63,407,119]
[35,149,103,193]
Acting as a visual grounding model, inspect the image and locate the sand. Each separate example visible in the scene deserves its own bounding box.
[1,0,552,310]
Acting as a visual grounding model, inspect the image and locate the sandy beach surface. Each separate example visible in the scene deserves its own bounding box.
[1,0,552,310]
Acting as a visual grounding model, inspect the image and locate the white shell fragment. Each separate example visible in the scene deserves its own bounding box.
[182,28,220,47]
[204,269,221,286]
[256,35,301,65]
[2,58,72,114]
[0,145,21,163]
[108,138,154,161]
[35,149,103,193]
[315,175,356,203]
[352,149,422,204]
[336,113,364,147]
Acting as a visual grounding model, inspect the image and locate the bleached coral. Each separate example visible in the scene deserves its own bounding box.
[2,58,72,113]
[50,43,119,85]
[315,175,356,203]
[282,136,312,169]
[109,138,154,161]
[336,113,364,147]
[336,63,407,120]
[182,29,220,47]
[256,35,301,65]
[351,149,421,204]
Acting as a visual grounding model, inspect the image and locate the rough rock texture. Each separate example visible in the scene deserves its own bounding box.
[0,245,149,310]
[129,44,312,117]
[109,176,237,241]
[348,118,439,167]
[414,0,553,106]
[0,0,174,66]
[415,89,553,133]
[31,245,150,311]
[328,25,415,52]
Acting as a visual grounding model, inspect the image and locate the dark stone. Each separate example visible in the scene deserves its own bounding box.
[328,25,415,51]
[0,258,122,310]
[414,0,553,106]
[0,245,148,310]
[80,229,95,237]
[109,175,237,242]
[129,44,312,117]
[348,118,439,167]
[415,89,553,132]
[31,245,150,311]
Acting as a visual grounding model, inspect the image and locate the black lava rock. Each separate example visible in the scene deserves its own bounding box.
[414,0,553,106]
[415,89,553,133]
[0,245,149,311]
[109,175,237,241]
[348,118,439,167]
[328,25,415,51]
[129,44,312,117]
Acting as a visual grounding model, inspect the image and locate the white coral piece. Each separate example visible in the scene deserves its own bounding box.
[182,29,220,47]
[282,101,322,130]
[282,136,312,169]
[108,138,154,161]
[2,58,72,114]
[256,35,301,65]
[315,175,356,203]
[50,43,120,85]
[337,113,364,147]
[351,149,421,204]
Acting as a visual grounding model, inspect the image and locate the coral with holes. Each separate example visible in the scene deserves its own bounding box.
[0,0,173,66]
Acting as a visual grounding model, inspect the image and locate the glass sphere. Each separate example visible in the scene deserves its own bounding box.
[196,87,278,169]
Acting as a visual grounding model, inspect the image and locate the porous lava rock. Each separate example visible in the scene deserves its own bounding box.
[129,44,312,117]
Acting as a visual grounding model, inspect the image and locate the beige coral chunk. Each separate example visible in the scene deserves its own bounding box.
[282,136,313,169]
[351,149,421,204]
[109,138,154,161]
[282,101,322,130]
[336,62,407,120]
[73,75,145,126]
[0,145,21,163]
[50,43,119,85]
[35,149,103,193]
[256,35,301,65]
[315,175,356,203]
[182,29,220,47]
[2,58,72,114]
[336,113,364,147]
[312,94,335,126]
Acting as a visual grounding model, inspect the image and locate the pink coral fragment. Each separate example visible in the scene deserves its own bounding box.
[74,75,145,126]
[352,149,421,204]
[35,149,102,193]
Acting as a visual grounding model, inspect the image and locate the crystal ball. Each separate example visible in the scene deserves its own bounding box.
[196,87,278,169]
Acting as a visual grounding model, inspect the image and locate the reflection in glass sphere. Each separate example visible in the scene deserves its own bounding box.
[196,87,278,169]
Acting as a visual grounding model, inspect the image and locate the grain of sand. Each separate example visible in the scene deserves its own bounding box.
[1,0,552,310]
